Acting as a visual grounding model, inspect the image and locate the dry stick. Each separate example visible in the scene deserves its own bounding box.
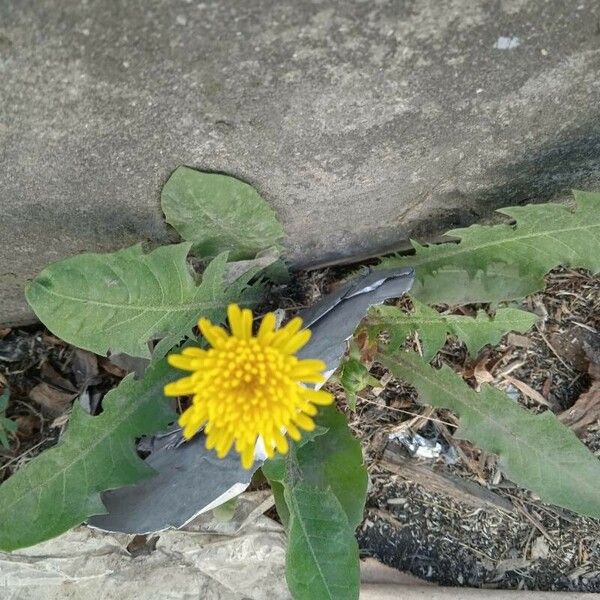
[358,395,456,428]
[510,497,555,546]
[535,324,574,372]
[0,439,47,472]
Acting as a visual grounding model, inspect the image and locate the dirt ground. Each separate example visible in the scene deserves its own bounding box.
[0,267,599,593]
[346,268,600,593]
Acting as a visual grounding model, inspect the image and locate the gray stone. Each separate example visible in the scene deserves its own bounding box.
[1,0,600,325]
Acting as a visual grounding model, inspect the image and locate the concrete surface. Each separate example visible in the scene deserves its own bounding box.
[361,584,598,599]
[2,0,600,324]
[360,559,599,598]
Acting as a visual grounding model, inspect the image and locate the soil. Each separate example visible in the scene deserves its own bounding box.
[1,267,599,593]
[346,268,600,593]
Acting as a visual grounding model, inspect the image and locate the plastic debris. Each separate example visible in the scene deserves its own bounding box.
[495,36,520,50]
[89,267,415,535]
[389,430,459,465]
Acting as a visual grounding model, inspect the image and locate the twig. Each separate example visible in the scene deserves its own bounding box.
[0,439,47,472]
[535,325,574,372]
[511,498,555,546]
[358,396,456,427]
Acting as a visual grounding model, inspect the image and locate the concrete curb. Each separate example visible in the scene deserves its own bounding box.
[360,559,599,599]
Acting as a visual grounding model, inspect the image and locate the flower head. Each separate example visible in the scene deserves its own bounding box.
[164,304,334,468]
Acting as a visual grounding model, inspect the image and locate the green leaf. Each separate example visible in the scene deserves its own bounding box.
[370,300,538,361]
[285,483,360,600]
[212,497,237,522]
[0,388,17,449]
[161,166,285,260]
[0,355,177,551]
[379,190,600,304]
[263,406,367,529]
[26,243,264,359]
[263,406,366,600]
[381,351,600,518]
[270,479,291,529]
[294,406,367,529]
[0,388,8,412]
[263,426,328,531]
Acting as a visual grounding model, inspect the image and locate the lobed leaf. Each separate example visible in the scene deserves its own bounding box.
[161,166,285,260]
[381,351,600,518]
[379,190,600,305]
[370,299,538,361]
[0,355,178,551]
[26,243,264,359]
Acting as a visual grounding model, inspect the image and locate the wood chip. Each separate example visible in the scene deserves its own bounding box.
[531,535,550,560]
[381,449,514,514]
[506,333,532,349]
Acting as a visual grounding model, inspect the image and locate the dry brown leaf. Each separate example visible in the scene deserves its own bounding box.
[355,328,377,364]
[542,374,552,399]
[97,357,127,378]
[559,344,600,435]
[71,349,99,386]
[503,376,554,408]
[29,383,77,415]
[40,362,77,393]
[559,381,600,435]
[473,356,494,387]
[506,333,532,348]
[15,415,41,440]
[41,333,66,347]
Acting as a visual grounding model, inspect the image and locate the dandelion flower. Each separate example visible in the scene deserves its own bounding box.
[164,304,334,469]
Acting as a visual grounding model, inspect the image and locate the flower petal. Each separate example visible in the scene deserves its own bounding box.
[296,373,326,385]
[199,319,228,348]
[292,359,326,378]
[293,413,315,431]
[257,312,277,342]
[273,430,289,454]
[241,444,255,469]
[271,316,303,347]
[299,402,318,416]
[227,304,243,338]
[179,407,205,439]
[301,388,334,406]
[216,433,235,458]
[280,329,312,354]
[286,423,302,441]
[164,375,196,396]
[167,354,198,371]
[181,347,206,358]
[240,308,253,340]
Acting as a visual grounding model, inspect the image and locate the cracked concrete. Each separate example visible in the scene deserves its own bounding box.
[1,0,600,324]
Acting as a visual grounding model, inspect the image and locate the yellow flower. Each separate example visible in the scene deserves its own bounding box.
[164,304,334,469]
